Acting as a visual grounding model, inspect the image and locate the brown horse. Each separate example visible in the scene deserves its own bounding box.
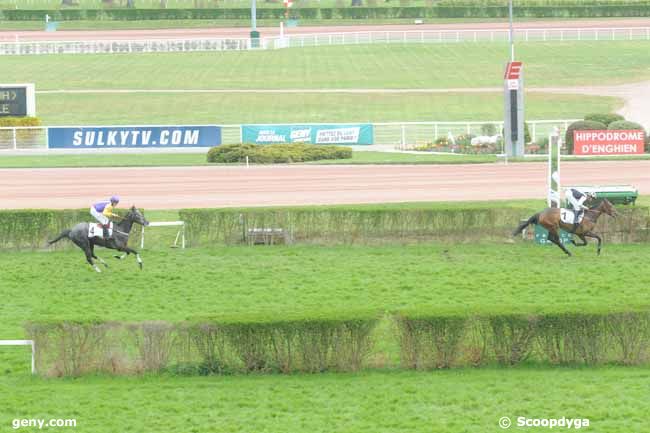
[513,199,618,256]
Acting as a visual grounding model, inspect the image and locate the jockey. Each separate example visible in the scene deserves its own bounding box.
[90,196,120,240]
[566,189,596,230]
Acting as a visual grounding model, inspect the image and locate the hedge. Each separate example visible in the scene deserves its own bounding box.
[565,120,607,154]
[177,204,650,247]
[395,310,650,369]
[0,117,41,127]
[584,113,625,127]
[0,209,143,251]
[3,5,650,20]
[26,315,380,376]
[26,309,650,376]
[207,143,352,164]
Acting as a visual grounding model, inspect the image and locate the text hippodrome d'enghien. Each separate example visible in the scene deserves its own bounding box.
[573,129,646,155]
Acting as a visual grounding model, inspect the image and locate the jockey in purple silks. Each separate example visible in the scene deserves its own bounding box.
[90,196,120,239]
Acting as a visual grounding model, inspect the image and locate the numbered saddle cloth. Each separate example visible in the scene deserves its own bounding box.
[560,209,583,225]
[88,222,113,238]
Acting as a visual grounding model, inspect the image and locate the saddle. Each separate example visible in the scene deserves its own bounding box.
[88,222,113,238]
[560,209,584,225]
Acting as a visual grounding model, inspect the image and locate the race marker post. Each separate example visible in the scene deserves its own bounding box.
[503,61,525,158]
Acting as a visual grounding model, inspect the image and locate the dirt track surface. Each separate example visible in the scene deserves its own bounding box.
[2,161,648,210]
[3,18,650,41]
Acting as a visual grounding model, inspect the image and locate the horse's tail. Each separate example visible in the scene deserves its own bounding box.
[49,229,71,245]
[512,213,540,237]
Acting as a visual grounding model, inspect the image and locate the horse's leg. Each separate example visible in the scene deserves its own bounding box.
[584,231,603,255]
[571,234,588,247]
[71,237,102,273]
[91,244,109,268]
[548,229,572,257]
[120,246,143,270]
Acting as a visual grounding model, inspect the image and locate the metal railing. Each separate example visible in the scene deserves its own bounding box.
[0,37,251,55]
[0,120,578,153]
[2,27,649,55]
[264,27,650,49]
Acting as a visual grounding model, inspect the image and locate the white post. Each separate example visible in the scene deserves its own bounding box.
[401,124,406,149]
[280,21,284,38]
[12,127,17,150]
[31,341,35,374]
[140,225,145,249]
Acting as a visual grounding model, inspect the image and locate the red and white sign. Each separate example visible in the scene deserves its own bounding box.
[283,0,293,7]
[573,130,645,155]
[504,61,523,80]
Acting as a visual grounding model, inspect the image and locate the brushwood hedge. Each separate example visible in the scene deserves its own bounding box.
[178,204,650,246]
[26,314,380,377]
[3,5,650,21]
[0,209,142,250]
[207,143,352,164]
[26,309,650,377]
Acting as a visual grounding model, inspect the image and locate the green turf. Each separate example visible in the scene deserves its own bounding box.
[0,151,499,167]
[34,91,619,125]
[0,367,647,433]
[4,42,650,91]
[2,243,649,337]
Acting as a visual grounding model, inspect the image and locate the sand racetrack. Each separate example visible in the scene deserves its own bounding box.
[1,161,648,210]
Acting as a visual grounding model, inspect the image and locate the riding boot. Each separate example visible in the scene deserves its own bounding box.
[103,225,110,240]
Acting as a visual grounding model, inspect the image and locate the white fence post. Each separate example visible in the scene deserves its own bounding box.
[12,127,17,150]
[401,124,406,149]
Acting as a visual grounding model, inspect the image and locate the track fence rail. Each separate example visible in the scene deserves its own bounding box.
[0,120,578,154]
[1,27,649,55]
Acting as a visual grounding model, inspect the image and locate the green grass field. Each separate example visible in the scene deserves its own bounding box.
[34,91,618,125]
[1,241,649,432]
[0,151,497,168]
[0,367,647,433]
[5,43,650,91]
[2,243,648,337]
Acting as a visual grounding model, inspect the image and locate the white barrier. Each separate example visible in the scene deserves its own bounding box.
[0,340,35,374]
[140,221,185,249]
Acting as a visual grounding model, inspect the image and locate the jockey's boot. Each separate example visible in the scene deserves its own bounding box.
[103,225,110,240]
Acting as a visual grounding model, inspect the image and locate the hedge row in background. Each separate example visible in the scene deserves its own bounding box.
[3,5,650,20]
[207,143,352,164]
[26,315,379,377]
[178,204,650,247]
[0,209,142,251]
[396,310,650,368]
[565,113,649,153]
[26,309,650,377]
[0,117,41,127]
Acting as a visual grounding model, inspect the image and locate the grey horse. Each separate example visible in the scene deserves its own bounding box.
[49,206,150,273]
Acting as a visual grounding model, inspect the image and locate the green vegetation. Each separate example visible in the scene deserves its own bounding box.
[2,243,650,339]
[0,151,497,168]
[206,143,352,163]
[33,92,619,125]
[0,368,646,432]
[4,43,649,91]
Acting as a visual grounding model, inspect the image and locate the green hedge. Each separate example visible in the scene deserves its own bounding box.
[0,117,41,127]
[0,209,143,251]
[178,204,650,247]
[0,209,87,250]
[565,120,607,154]
[396,310,650,369]
[3,5,650,20]
[26,309,650,376]
[207,143,352,164]
[26,315,380,376]
[584,113,625,127]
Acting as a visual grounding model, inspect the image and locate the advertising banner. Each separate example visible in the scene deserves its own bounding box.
[242,124,374,145]
[573,130,645,155]
[48,126,221,149]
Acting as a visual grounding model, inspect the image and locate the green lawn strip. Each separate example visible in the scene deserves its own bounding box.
[0,368,647,432]
[0,151,499,167]
[1,243,648,339]
[35,91,618,125]
[3,42,649,90]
